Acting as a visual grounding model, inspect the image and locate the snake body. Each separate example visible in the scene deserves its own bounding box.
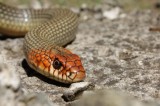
[0,3,85,83]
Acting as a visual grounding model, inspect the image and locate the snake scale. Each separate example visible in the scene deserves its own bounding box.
[0,3,85,83]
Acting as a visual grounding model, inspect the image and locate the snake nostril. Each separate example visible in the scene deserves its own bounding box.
[53,58,63,69]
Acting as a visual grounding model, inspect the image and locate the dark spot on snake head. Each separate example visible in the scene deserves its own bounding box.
[53,58,63,70]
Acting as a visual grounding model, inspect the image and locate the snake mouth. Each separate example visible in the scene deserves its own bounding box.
[68,66,86,82]
[73,72,85,82]
[51,66,85,83]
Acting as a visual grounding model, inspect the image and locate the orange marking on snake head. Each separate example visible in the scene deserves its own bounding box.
[43,59,50,67]
[40,51,45,55]
[53,53,86,83]
[28,49,49,71]
[49,53,55,60]
[38,61,45,69]
[36,55,41,61]
[65,61,75,70]
[75,60,82,66]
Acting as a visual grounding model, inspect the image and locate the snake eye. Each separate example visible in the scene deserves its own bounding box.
[53,58,62,70]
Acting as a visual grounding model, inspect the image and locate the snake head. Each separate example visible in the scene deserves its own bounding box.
[50,52,86,83]
[27,48,85,83]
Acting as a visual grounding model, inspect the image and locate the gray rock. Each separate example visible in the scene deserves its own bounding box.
[68,89,142,106]
[19,93,56,106]
[62,82,94,101]
[68,89,160,106]
[0,61,20,91]
[0,86,18,106]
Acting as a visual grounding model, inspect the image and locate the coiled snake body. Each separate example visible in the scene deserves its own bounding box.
[0,3,85,83]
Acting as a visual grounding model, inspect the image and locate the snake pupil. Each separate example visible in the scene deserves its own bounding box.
[53,58,62,69]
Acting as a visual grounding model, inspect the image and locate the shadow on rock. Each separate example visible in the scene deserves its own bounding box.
[0,34,23,40]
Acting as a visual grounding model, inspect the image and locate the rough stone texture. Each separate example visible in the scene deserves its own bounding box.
[68,89,160,106]
[0,59,55,106]
[1,1,160,106]
[62,82,94,102]
[76,9,160,102]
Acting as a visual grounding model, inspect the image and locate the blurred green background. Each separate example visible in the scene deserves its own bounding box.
[0,0,160,11]
[0,0,100,7]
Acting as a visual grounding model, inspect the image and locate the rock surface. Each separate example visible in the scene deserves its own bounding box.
[68,89,160,106]
[1,1,160,106]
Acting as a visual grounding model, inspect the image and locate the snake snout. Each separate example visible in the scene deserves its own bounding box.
[57,54,86,83]
[69,65,85,82]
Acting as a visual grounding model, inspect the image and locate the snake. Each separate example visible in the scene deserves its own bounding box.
[0,3,85,83]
